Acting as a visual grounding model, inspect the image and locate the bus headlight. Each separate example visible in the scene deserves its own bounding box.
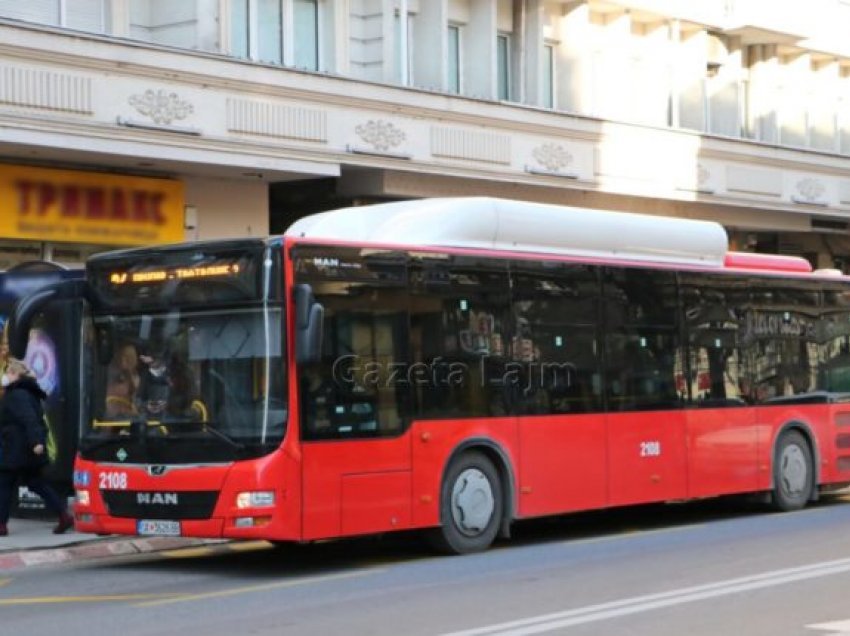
[76,490,91,506]
[235,491,275,509]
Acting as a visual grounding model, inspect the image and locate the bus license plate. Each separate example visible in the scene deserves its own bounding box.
[137,520,181,536]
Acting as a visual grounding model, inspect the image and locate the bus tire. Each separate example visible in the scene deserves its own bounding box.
[428,451,503,555]
[772,430,813,512]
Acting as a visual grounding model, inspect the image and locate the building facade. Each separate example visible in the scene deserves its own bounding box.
[2,0,850,268]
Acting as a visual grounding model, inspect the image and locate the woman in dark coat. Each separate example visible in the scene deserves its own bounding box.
[0,358,73,536]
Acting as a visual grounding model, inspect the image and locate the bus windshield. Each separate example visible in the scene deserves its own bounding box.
[81,305,286,464]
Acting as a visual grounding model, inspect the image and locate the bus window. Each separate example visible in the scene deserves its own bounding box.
[510,261,602,415]
[603,267,682,411]
[295,247,411,440]
[821,284,850,392]
[408,254,511,419]
[680,273,750,406]
[748,280,820,402]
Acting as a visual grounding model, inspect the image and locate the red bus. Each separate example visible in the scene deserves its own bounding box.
[11,197,850,554]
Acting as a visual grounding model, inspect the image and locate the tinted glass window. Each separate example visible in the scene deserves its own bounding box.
[820,282,850,392]
[680,273,751,406]
[747,279,820,402]
[603,267,682,411]
[295,247,411,440]
[510,260,603,414]
[408,254,511,419]
[81,306,286,464]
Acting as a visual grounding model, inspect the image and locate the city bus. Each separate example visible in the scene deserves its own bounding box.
[10,197,850,553]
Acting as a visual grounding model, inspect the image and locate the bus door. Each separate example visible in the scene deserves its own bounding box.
[295,247,413,540]
[604,267,688,505]
[681,274,758,497]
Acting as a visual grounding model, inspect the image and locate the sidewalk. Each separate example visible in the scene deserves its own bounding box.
[0,517,222,570]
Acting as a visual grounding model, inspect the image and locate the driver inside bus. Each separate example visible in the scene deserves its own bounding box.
[136,347,205,422]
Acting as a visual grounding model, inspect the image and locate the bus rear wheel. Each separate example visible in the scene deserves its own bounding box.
[428,451,503,555]
[773,430,813,512]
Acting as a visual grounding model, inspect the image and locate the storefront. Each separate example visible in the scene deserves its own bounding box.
[0,164,186,268]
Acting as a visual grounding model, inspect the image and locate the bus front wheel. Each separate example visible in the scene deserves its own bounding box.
[772,430,813,512]
[428,451,503,555]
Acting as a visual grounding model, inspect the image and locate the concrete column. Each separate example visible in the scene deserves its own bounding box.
[810,57,839,152]
[779,50,810,147]
[510,0,526,103]
[381,0,396,82]
[523,0,543,106]
[412,0,447,90]
[465,0,497,99]
[282,0,295,66]
[196,0,221,53]
[594,8,631,120]
[324,0,350,75]
[107,0,130,37]
[677,27,707,131]
[556,0,591,114]
[747,44,779,143]
[668,19,680,127]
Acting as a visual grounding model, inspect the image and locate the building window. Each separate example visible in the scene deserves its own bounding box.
[497,34,510,101]
[231,0,251,59]
[448,24,461,94]
[230,0,320,70]
[0,0,105,33]
[394,9,413,85]
[258,0,284,64]
[543,43,555,108]
[293,0,319,70]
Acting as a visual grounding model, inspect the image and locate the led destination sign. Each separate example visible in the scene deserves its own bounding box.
[109,263,241,285]
[89,243,268,308]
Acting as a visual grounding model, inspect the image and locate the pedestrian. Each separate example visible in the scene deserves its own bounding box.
[0,358,73,536]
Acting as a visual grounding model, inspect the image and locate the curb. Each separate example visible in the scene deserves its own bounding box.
[0,536,226,571]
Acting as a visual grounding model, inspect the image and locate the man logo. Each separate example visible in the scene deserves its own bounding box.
[136,492,179,505]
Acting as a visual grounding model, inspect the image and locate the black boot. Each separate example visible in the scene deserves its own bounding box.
[53,512,73,534]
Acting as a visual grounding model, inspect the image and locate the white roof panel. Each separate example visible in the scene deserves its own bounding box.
[285,197,729,267]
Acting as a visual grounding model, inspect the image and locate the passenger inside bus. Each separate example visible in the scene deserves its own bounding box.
[104,342,140,418]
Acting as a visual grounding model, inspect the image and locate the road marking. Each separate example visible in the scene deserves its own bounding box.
[807,619,850,635]
[0,593,180,606]
[442,557,850,636]
[134,568,384,608]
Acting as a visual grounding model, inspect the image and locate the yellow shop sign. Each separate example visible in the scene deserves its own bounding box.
[0,165,184,245]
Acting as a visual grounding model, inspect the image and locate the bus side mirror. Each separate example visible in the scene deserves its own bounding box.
[8,279,93,359]
[293,284,324,365]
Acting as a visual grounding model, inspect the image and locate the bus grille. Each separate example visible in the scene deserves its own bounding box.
[101,490,219,519]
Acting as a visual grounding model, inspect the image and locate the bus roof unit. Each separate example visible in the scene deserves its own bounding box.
[285,197,729,267]
[723,251,813,273]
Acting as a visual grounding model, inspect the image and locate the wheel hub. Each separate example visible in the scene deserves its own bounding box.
[780,445,807,495]
[451,468,495,536]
